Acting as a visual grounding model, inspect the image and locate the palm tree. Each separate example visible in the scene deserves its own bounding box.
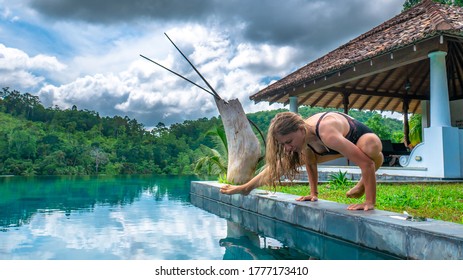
[194,126,228,177]
[408,114,422,148]
[194,145,227,176]
[194,124,266,181]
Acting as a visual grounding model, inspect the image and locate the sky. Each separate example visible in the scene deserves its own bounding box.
[0,0,405,128]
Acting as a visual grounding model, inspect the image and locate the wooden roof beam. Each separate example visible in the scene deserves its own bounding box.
[299,91,318,105]
[448,46,458,98]
[359,73,379,92]
[390,67,410,93]
[321,92,338,107]
[411,100,421,114]
[334,95,345,109]
[391,98,403,112]
[330,87,429,100]
[379,97,394,112]
[414,62,430,96]
[404,60,428,95]
[268,92,287,105]
[364,69,396,111]
[451,42,463,99]
[349,94,362,109]
[375,69,395,90]
[356,74,379,110]
[370,96,384,111]
[358,96,373,110]
[309,92,328,107]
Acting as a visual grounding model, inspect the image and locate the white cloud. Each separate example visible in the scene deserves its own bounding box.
[33,24,289,125]
[0,44,66,90]
[0,44,65,71]
[230,43,298,72]
[1,0,405,125]
[0,70,44,89]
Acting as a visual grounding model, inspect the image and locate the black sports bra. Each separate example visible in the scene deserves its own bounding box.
[307,112,373,156]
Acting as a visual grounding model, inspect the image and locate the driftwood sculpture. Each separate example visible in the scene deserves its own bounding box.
[140,33,261,184]
[215,98,261,184]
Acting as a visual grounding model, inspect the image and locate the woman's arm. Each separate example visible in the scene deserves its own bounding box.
[296,150,319,201]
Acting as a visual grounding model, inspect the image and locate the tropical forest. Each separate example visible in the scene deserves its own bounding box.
[0,87,415,177]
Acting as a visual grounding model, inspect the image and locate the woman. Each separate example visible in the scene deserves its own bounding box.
[220,111,383,211]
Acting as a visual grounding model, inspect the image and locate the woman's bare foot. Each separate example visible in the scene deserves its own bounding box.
[346,182,365,198]
[347,202,374,211]
[295,195,318,202]
[220,184,251,195]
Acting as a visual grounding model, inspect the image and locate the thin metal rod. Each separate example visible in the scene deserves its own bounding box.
[153,34,267,151]
[139,54,215,96]
[164,32,222,100]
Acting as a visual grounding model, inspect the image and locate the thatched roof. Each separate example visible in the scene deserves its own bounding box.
[251,0,463,114]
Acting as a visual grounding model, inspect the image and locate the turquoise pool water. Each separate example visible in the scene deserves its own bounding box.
[0,175,397,260]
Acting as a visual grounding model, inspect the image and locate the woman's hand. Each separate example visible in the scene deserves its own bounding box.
[220,184,251,195]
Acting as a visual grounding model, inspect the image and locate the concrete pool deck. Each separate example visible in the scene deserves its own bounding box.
[190,181,463,260]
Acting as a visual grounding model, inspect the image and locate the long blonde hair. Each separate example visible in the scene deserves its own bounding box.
[264,112,308,186]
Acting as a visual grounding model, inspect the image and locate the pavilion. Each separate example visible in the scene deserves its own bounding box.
[250,0,463,179]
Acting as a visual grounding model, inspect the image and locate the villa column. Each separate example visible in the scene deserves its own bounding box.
[289,96,298,114]
[428,51,451,127]
[421,50,461,177]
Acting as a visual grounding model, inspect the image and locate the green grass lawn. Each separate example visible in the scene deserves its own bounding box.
[263,182,463,224]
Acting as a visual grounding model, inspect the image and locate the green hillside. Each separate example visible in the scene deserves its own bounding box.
[1,88,406,176]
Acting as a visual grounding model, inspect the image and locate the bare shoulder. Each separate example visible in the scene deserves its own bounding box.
[318,113,346,135]
[305,112,324,126]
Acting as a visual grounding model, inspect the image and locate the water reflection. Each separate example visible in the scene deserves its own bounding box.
[190,194,400,260]
[0,176,399,260]
[0,175,230,260]
[0,175,196,229]
[220,221,311,260]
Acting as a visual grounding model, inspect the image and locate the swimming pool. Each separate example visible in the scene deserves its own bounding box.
[0,175,397,260]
